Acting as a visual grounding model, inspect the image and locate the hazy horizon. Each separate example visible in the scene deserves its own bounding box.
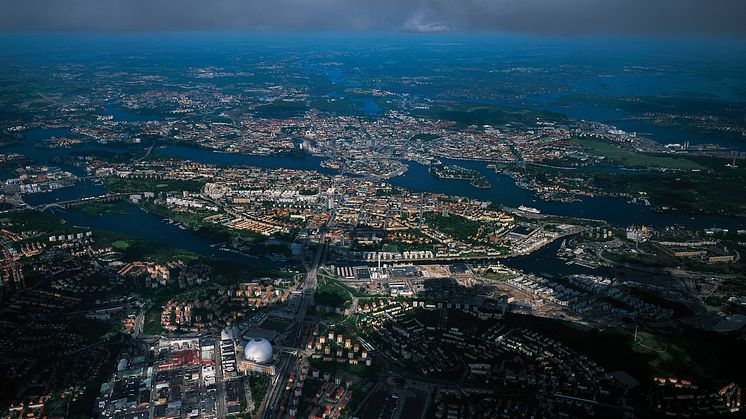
[1,0,745,37]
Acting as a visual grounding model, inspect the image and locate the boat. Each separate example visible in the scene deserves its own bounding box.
[518,205,541,214]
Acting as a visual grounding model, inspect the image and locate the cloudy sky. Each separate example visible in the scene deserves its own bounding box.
[0,0,744,36]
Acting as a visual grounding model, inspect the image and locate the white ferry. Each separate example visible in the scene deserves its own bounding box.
[518,205,541,214]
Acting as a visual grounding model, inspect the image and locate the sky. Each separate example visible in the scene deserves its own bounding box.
[0,0,744,36]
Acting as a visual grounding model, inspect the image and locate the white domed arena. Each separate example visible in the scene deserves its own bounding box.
[243,338,273,364]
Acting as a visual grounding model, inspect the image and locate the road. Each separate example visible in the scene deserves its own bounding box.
[259,199,337,419]
[214,342,228,418]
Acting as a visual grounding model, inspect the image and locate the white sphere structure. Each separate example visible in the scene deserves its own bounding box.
[243,338,273,364]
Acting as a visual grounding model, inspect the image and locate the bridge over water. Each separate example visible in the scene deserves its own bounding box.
[34,193,133,212]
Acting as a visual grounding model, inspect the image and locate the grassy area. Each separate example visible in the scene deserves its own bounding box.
[381,240,435,253]
[575,137,703,170]
[142,307,165,335]
[138,283,218,307]
[424,212,482,242]
[42,391,70,417]
[249,374,270,411]
[111,240,130,250]
[375,187,402,197]
[76,201,130,218]
[314,275,366,307]
[310,97,363,115]
[629,328,746,385]
[609,168,746,215]
[206,259,292,286]
[315,280,350,308]
[116,239,200,264]
[631,331,692,375]
[254,100,308,118]
[4,209,83,236]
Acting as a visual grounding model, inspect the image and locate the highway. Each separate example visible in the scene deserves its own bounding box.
[214,342,228,418]
[259,198,336,419]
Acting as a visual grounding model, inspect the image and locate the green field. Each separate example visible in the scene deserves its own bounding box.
[315,276,361,308]
[77,201,130,218]
[254,100,308,118]
[575,137,703,170]
[310,97,363,115]
[315,286,350,308]
[116,239,200,263]
[4,209,83,236]
[424,212,482,242]
[249,374,270,411]
[111,240,130,250]
[142,307,165,335]
[631,331,693,375]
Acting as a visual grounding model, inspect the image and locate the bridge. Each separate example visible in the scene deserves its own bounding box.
[35,193,132,212]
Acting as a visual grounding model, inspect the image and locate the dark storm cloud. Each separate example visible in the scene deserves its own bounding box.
[0,0,744,36]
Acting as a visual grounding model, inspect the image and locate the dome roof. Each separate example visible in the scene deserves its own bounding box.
[243,338,273,364]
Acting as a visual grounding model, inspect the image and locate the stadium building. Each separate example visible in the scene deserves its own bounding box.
[238,337,276,375]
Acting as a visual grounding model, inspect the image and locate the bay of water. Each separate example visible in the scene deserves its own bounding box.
[58,204,266,266]
[391,158,746,230]
[24,142,745,230]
